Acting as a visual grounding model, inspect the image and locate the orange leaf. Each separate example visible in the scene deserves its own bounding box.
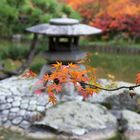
[49,95,57,105]
[52,61,62,70]
[43,74,49,81]
[22,70,37,78]
[136,72,140,85]
[51,84,62,93]
[68,63,79,69]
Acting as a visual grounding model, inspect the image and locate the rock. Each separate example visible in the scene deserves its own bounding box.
[34,101,117,139]
[8,112,17,120]
[12,117,23,125]
[28,105,37,111]
[19,110,26,116]
[104,90,140,111]
[0,96,6,104]
[29,100,37,105]
[2,110,9,116]
[37,95,49,106]
[87,79,140,112]
[7,98,14,103]
[36,106,45,112]
[121,110,140,140]
[87,79,133,103]
[12,101,21,107]
[10,107,20,113]
[3,121,11,128]
[19,121,30,129]
[1,114,8,123]
[62,82,75,96]
[0,103,11,110]
[20,103,29,110]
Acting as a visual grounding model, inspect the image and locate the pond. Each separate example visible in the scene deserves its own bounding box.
[1,39,140,82]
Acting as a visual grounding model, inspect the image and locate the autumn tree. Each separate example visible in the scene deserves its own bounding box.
[63,0,140,40]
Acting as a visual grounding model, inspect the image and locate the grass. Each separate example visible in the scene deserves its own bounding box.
[0,39,140,83]
[80,37,140,48]
[0,39,47,73]
[87,52,140,82]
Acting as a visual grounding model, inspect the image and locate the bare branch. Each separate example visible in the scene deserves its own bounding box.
[81,82,140,91]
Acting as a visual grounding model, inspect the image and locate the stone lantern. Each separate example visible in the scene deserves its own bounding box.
[26,18,102,74]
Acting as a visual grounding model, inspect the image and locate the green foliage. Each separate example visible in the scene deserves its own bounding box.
[0,0,80,37]
[87,52,140,82]
[0,44,29,60]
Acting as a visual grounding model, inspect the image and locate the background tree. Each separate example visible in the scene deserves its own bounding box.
[63,0,140,40]
[0,0,80,37]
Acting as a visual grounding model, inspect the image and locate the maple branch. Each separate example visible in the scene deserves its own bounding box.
[81,82,140,91]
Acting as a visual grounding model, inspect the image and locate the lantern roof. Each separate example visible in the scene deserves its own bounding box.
[26,18,102,36]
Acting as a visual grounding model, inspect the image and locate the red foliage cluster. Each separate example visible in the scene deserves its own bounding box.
[64,0,140,38]
[91,14,140,38]
[22,62,100,104]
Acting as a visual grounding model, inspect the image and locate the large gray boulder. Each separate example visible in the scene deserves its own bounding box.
[32,101,117,140]
[121,110,140,140]
[88,79,140,112]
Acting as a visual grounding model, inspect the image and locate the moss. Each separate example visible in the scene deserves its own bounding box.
[107,131,127,140]
[101,103,112,110]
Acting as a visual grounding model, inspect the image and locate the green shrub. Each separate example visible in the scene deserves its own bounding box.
[0,0,80,37]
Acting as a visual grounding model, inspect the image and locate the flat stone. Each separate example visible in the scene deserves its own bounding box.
[3,121,11,128]
[12,101,20,107]
[0,103,11,110]
[19,120,31,129]
[37,95,48,106]
[7,98,14,103]
[24,111,34,122]
[2,110,9,116]
[10,107,20,113]
[36,106,45,112]
[8,112,17,120]
[20,103,28,109]
[28,105,37,111]
[21,99,29,104]
[10,87,21,95]
[34,101,117,138]
[19,110,26,116]
[0,118,2,126]
[14,96,22,101]
[12,117,23,125]
[0,96,6,104]
[1,114,8,123]
[29,100,37,105]
[121,110,140,140]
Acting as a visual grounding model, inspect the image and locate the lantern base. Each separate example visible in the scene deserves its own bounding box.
[39,64,86,78]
